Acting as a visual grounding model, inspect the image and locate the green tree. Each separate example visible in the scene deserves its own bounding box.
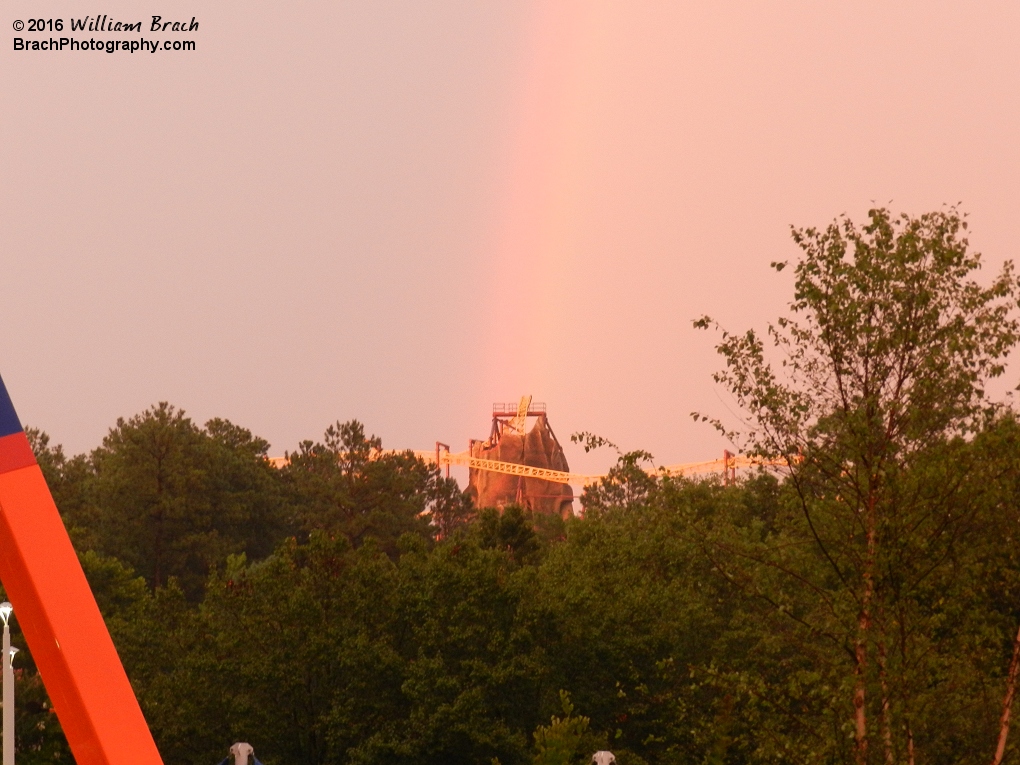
[112,533,404,765]
[362,533,549,765]
[533,691,602,765]
[282,420,467,554]
[695,207,1020,765]
[83,404,288,597]
[476,505,541,565]
[539,468,760,765]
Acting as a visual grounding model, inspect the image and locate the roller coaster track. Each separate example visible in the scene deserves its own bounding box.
[368,450,790,487]
[266,395,793,486]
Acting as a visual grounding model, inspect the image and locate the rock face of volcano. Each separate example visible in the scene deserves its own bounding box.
[467,414,574,518]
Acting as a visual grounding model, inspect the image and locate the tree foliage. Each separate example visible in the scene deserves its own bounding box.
[281,420,470,555]
[694,207,1020,765]
[10,207,1020,765]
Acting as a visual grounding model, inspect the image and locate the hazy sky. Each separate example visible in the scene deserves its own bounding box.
[3,2,1019,478]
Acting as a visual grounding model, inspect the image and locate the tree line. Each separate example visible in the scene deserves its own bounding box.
[7,207,1020,765]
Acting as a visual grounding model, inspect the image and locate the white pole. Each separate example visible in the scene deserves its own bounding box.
[0,602,13,765]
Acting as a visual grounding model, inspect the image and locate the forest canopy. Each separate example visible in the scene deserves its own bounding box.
[8,207,1020,765]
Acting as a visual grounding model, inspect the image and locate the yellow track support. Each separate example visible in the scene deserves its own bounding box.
[269,450,792,486]
[423,450,791,486]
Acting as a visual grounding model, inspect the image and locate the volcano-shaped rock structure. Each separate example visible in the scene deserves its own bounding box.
[467,414,574,518]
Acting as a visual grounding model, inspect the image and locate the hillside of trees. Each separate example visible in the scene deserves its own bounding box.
[8,208,1020,765]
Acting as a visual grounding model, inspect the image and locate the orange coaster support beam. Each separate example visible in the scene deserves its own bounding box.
[0,375,162,765]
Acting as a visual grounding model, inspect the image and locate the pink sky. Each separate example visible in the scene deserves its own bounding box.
[3,2,1019,478]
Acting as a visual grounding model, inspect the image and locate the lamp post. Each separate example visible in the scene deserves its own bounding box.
[0,602,13,765]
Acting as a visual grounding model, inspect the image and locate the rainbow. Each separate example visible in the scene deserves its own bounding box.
[481,3,614,390]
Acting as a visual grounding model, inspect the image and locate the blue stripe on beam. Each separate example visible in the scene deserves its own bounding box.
[0,374,25,438]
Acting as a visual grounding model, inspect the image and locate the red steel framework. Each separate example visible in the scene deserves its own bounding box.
[0,374,162,765]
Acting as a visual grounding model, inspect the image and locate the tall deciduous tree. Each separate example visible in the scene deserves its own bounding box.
[695,208,1020,765]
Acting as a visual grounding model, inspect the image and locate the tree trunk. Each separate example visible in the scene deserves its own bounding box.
[855,496,879,765]
[991,620,1020,765]
[878,639,894,765]
[855,626,870,765]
